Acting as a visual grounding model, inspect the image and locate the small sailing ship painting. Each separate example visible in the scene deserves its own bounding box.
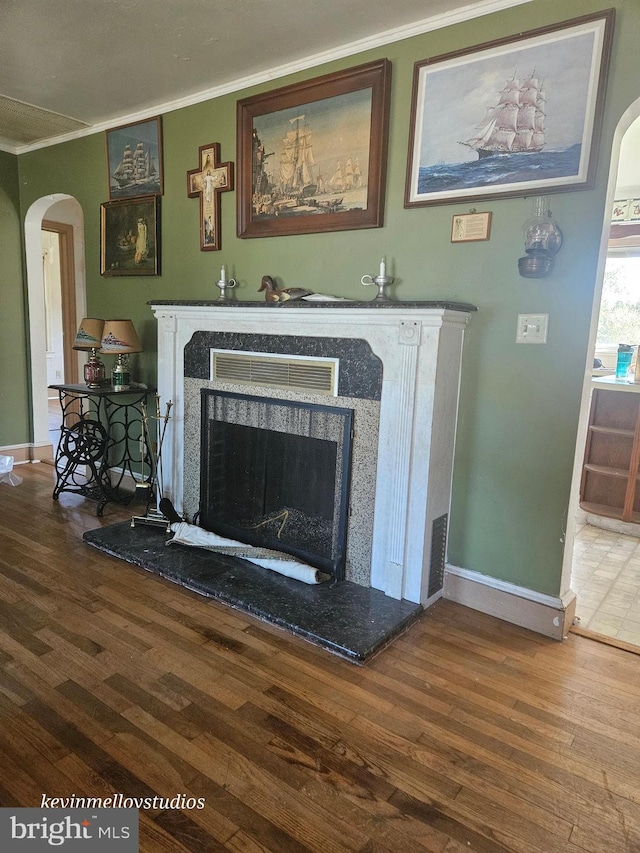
[106,117,163,200]
[405,13,614,206]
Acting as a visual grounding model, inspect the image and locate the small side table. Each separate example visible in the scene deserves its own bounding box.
[49,383,156,516]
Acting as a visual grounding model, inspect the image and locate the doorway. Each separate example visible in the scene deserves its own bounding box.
[24,196,86,462]
[42,220,78,388]
[42,220,79,457]
[569,108,640,648]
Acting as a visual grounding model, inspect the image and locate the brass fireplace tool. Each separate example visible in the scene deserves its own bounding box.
[131,396,175,530]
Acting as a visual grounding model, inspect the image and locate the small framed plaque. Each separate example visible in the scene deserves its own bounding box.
[451,211,492,243]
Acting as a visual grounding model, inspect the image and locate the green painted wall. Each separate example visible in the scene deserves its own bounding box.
[11,0,640,596]
[0,150,29,446]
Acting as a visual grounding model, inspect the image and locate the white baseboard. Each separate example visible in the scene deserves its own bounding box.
[444,564,576,641]
[0,442,53,464]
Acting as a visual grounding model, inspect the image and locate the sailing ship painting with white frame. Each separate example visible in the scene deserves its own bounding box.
[405,12,614,206]
[251,89,371,220]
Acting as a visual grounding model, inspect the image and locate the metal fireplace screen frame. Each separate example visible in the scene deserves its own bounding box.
[199,389,353,579]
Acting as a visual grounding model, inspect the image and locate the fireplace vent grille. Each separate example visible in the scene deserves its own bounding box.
[212,350,337,396]
[428,513,448,598]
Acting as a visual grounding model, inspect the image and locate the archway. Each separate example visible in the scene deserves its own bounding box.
[24,195,86,456]
[561,96,640,620]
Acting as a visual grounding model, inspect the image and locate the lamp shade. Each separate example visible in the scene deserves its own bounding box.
[100,319,142,354]
[72,318,105,351]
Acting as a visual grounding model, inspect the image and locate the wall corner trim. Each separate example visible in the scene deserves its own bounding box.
[444,564,577,641]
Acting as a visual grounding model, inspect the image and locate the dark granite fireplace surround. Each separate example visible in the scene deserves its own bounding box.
[184,330,384,397]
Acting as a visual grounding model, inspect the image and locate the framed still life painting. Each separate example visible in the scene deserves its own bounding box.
[405,10,615,208]
[100,196,160,276]
[237,58,392,238]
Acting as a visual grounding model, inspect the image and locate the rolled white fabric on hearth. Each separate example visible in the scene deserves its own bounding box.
[170,522,249,552]
[240,557,324,584]
[167,521,326,584]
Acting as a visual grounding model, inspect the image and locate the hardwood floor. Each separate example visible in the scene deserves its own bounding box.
[1,463,640,852]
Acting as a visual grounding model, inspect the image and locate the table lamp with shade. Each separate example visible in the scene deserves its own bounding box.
[100,319,142,391]
[73,318,106,389]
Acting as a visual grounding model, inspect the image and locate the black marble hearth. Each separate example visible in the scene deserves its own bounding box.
[83,522,423,663]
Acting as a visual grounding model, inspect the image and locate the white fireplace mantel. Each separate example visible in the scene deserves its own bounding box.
[150,300,473,606]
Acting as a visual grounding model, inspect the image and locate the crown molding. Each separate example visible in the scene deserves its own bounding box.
[9,0,530,156]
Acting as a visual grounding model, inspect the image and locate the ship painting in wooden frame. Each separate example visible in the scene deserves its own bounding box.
[106,117,163,200]
[405,10,615,208]
[237,59,392,238]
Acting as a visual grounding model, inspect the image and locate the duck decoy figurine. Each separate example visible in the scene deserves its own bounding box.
[258,276,313,302]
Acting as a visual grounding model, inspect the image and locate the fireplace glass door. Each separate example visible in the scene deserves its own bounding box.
[200,390,353,578]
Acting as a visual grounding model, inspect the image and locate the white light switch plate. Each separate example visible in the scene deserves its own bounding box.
[516,313,548,344]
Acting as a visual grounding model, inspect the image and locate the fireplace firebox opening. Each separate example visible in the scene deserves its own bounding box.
[199,389,353,579]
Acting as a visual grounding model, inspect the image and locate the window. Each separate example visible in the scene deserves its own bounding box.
[597,255,640,349]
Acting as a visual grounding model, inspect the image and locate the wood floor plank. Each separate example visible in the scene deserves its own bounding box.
[46,597,155,657]
[387,629,640,748]
[104,673,203,739]
[138,811,199,853]
[0,722,91,801]
[3,465,640,851]
[54,752,122,804]
[152,807,230,853]
[121,703,373,852]
[186,773,316,853]
[0,741,61,805]
[343,711,581,845]
[176,694,434,852]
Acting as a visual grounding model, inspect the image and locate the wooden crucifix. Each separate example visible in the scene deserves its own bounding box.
[187,142,234,251]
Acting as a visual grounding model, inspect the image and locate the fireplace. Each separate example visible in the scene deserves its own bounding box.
[150,299,475,606]
[199,389,353,578]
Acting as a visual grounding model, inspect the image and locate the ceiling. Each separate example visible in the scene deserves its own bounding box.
[0,0,530,153]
